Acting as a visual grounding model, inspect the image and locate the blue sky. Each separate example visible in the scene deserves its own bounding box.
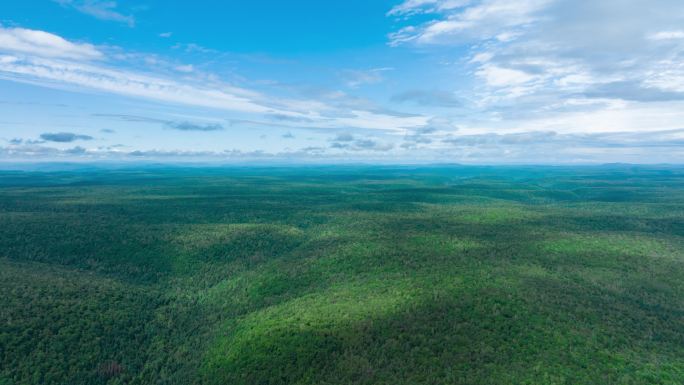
[1,0,684,163]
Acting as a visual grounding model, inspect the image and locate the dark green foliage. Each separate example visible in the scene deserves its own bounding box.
[0,165,683,384]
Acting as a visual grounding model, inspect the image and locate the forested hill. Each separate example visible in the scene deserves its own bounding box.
[1,165,683,385]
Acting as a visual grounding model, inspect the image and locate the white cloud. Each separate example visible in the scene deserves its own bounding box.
[384,0,684,163]
[0,54,293,114]
[174,64,194,73]
[388,0,472,16]
[469,52,493,63]
[335,110,429,132]
[648,30,684,40]
[0,27,430,134]
[341,67,393,88]
[457,99,684,136]
[54,0,135,27]
[172,43,217,54]
[0,27,102,60]
[476,65,535,87]
[388,0,684,139]
[389,0,552,45]
[644,60,684,92]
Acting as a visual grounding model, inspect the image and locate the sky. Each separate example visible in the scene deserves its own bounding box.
[1,0,684,164]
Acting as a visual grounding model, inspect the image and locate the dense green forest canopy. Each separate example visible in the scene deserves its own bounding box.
[1,165,683,384]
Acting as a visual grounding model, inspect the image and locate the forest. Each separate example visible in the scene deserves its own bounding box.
[0,165,683,385]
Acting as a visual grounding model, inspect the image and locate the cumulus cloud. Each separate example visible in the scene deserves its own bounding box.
[329,135,394,152]
[401,133,433,149]
[387,0,684,139]
[442,129,684,148]
[65,145,88,154]
[3,128,682,163]
[298,146,326,154]
[398,116,458,149]
[40,132,94,142]
[0,144,396,161]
